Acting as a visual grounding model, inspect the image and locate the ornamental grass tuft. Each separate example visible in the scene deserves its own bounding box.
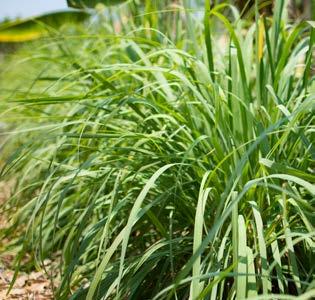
[0,1,314,299]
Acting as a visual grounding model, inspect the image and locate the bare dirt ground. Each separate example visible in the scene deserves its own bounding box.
[0,181,58,300]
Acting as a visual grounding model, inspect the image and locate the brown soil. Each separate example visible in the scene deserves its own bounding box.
[0,181,58,300]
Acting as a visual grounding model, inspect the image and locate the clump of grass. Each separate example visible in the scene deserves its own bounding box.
[0,1,314,299]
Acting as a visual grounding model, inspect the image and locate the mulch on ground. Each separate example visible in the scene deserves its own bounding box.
[0,181,58,300]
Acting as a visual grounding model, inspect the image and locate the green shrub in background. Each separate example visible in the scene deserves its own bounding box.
[0,0,314,299]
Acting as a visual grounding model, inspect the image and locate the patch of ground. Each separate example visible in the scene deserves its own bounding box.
[0,268,55,300]
[0,181,58,300]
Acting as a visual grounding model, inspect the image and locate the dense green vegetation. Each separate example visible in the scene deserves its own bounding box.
[0,1,314,299]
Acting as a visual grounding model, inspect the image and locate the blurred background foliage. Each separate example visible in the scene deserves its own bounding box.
[0,1,313,44]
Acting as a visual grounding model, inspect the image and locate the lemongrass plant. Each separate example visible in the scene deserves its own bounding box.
[0,1,314,299]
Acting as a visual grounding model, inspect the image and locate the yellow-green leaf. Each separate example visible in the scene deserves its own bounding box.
[0,11,89,42]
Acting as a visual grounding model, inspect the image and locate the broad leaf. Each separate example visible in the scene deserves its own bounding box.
[67,0,127,8]
[0,11,89,42]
